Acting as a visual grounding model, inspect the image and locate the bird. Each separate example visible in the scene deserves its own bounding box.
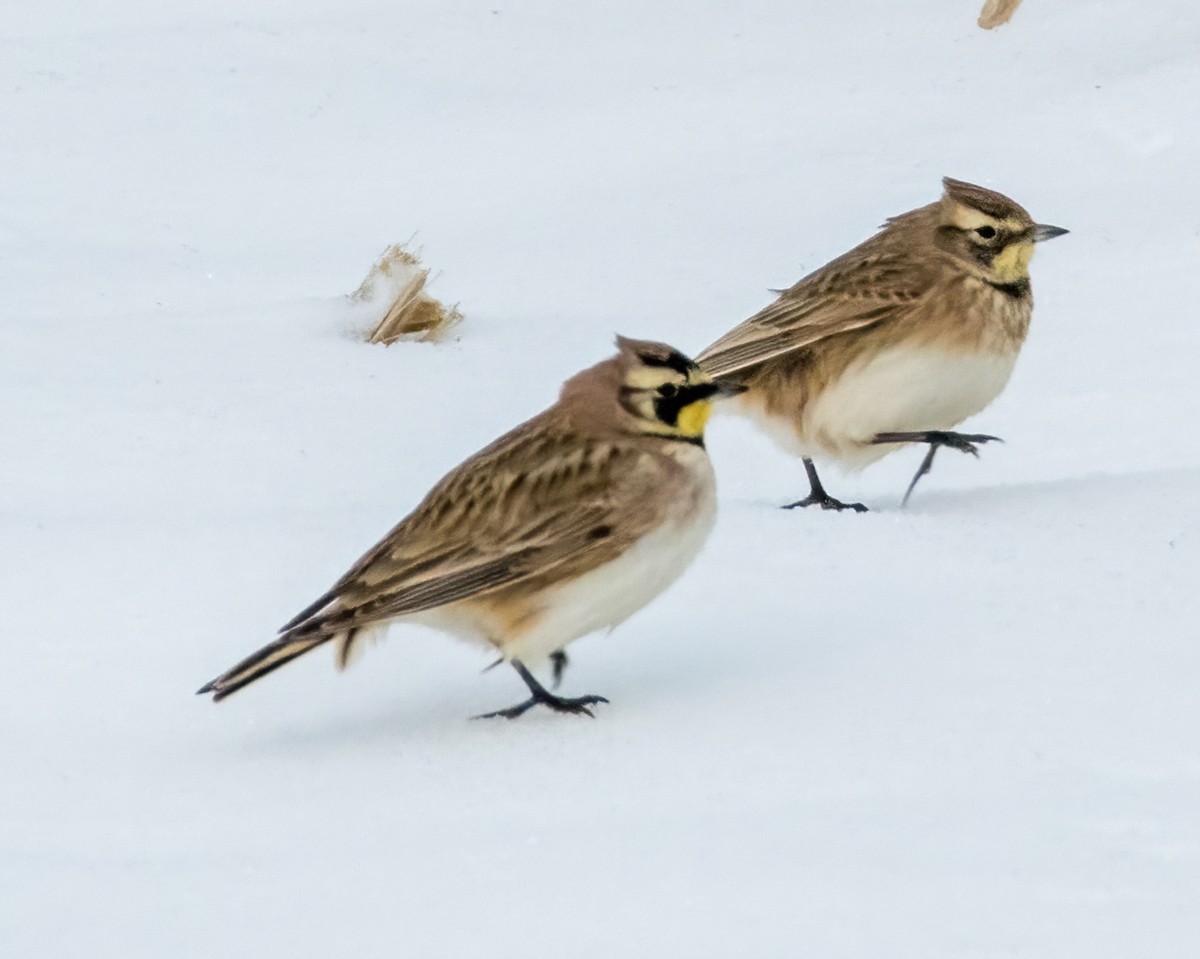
[697,177,1067,511]
[198,337,742,719]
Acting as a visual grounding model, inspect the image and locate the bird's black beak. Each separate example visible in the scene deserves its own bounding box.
[711,380,748,399]
[686,380,747,402]
[1032,223,1069,243]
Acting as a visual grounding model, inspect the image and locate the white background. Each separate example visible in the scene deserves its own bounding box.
[3,2,1198,955]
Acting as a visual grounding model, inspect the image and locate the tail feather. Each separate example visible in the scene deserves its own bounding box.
[278,588,341,633]
[197,629,334,702]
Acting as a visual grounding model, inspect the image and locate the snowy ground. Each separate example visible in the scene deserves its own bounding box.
[4,1,1199,956]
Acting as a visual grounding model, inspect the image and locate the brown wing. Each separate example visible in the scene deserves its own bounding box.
[697,247,934,378]
[278,413,657,638]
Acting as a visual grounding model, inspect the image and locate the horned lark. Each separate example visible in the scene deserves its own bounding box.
[198,337,741,719]
[698,177,1067,510]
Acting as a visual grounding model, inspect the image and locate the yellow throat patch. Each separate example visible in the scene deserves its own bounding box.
[676,399,713,437]
[992,241,1034,284]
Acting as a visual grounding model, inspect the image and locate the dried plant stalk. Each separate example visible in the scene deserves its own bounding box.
[353,243,463,345]
[366,269,460,344]
[978,0,1023,29]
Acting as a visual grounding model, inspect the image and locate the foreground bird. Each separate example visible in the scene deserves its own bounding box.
[698,177,1067,510]
[198,337,741,719]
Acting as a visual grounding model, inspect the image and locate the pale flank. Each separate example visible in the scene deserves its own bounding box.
[698,176,1066,510]
[198,337,740,719]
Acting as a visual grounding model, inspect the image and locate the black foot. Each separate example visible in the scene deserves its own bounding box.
[871,431,1003,505]
[473,659,608,720]
[549,650,569,689]
[872,430,1002,457]
[782,457,868,512]
[782,492,868,513]
[473,692,609,721]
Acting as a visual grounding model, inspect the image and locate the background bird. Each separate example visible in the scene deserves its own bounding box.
[697,177,1067,510]
[199,337,741,719]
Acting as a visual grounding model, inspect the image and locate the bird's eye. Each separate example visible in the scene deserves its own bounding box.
[658,383,678,398]
[975,226,997,239]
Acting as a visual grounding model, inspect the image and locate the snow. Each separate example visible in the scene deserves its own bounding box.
[3,1,1199,956]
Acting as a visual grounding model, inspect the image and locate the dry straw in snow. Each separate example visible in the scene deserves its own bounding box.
[352,244,463,345]
[978,0,1023,29]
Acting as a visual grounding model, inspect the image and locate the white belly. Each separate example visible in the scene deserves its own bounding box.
[751,346,1017,470]
[501,483,717,665]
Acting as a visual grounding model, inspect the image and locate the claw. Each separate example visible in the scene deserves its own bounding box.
[785,457,869,513]
[473,694,608,721]
[869,431,1004,505]
[472,659,609,720]
[782,493,868,512]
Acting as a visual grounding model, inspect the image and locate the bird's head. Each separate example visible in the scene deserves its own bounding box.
[936,176,1067,288]
[611,336,744,444]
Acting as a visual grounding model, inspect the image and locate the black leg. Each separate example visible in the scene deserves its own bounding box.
[871,431,1003,505]
[473,659,608,720]
[782,457,868,512]
[549,650,569,689]
[486,650,568,688]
